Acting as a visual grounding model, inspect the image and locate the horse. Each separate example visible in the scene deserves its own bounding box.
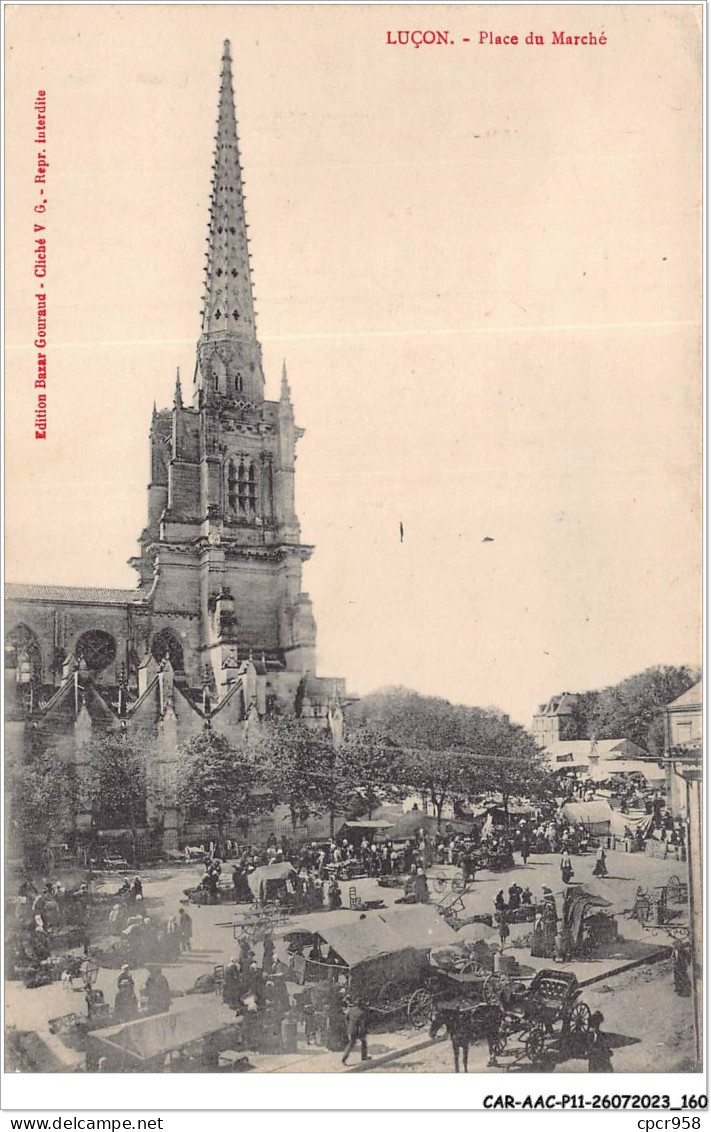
[430,1003,504,1073]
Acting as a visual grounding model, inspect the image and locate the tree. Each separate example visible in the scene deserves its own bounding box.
[7,743,78,863]
[176,728,265,846]
[562,665,700,756]
[348,687,552,827]
[336,726,406,819]
[254,715,342,833]
[473,716,555,819]
[83,730,151,865]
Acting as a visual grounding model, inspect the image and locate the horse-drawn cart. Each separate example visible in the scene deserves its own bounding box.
[493,969,591,1066]
[280,906,459,1030]
[634,874,689,928]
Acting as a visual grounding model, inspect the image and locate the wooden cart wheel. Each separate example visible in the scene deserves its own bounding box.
[432,872,447,893]
[566,1001,592,1036]
[406,987,434,1029]
[483,972,510,1005]
[452,875,468,894]
[525,1024,546,1064]
[456,958,488,976]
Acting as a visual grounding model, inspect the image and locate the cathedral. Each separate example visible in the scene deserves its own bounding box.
[5,43,345,852]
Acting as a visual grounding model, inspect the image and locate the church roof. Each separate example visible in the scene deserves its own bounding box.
[6,583,143,605]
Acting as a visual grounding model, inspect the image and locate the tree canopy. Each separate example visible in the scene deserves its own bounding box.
[566,665,700,755]
[346,686,552,823]
[7,741,78,859]
[176,727,266,839]
[82,729,153,863]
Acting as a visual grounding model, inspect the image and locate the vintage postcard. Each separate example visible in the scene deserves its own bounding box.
[3,0,703,1097]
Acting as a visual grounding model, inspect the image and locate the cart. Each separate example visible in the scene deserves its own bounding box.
[431,871,469,895]
[282,907,458,1031]
[634,880,687,927]
[478,846,515,871]
[493,969,591,1067]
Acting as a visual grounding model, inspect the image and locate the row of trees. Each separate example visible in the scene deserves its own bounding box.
[172,688,554,844]
[567,665,700,756]
[9,687,555,864]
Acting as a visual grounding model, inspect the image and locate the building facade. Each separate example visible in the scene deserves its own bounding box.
[531,692,580,746]
[663,679,702,818]
[5,43,345,852]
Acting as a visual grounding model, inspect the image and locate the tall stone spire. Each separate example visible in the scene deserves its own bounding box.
[196,40,264,405]
[173,367,183,408]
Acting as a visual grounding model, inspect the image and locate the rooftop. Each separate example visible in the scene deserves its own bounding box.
[6,583,143,606]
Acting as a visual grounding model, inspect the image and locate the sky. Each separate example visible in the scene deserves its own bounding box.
[5,4,702,725]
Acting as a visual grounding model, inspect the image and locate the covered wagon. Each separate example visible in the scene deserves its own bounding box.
[281,906,458,1028]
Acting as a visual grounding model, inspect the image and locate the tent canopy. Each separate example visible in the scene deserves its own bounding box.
[284,906,457,966]
[86,1001,235,1066]
[308,917,410,968]
[247,861,296,901]
[559,800,613,833]
[375,905,459,948]
[342,820,394,830]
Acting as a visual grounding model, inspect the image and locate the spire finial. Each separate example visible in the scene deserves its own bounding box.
[280,359,291,402]
[174,366,183,408]
[196,42,265,404]
[199,42,258,344]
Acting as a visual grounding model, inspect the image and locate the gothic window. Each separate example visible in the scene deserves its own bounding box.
[75,630,116,674]
[238,460,248,511]
[235,372,243,393]
[228,460,237,510]
[5,624,41,685]
[212,356,226,393]
[151,628,185,673]
[248,461,258,510]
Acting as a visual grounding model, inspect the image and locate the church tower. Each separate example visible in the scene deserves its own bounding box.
[134,40,318,702]
[5,41,346,858]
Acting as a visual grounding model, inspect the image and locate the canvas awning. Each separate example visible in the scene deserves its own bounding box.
[559,800,613,833]
[246,862,296,901]
[376,905,459,948]
[309,917,410,967]
[342,820,394,830]
[284,906,457,966]
[86,1001,235,1068]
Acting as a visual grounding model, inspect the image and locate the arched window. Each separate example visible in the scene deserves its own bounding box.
[237,460,248,511]
[75,630,116,675]
[235,371,243,393]
[5,624,42,685]
[227,460,237,511]
[211,355,227,394]
[248,461,257,511]
[151,628,185,673]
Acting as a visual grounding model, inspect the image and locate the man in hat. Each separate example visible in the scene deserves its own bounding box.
[587,1011,614,1071]
[341,998,371,1065]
